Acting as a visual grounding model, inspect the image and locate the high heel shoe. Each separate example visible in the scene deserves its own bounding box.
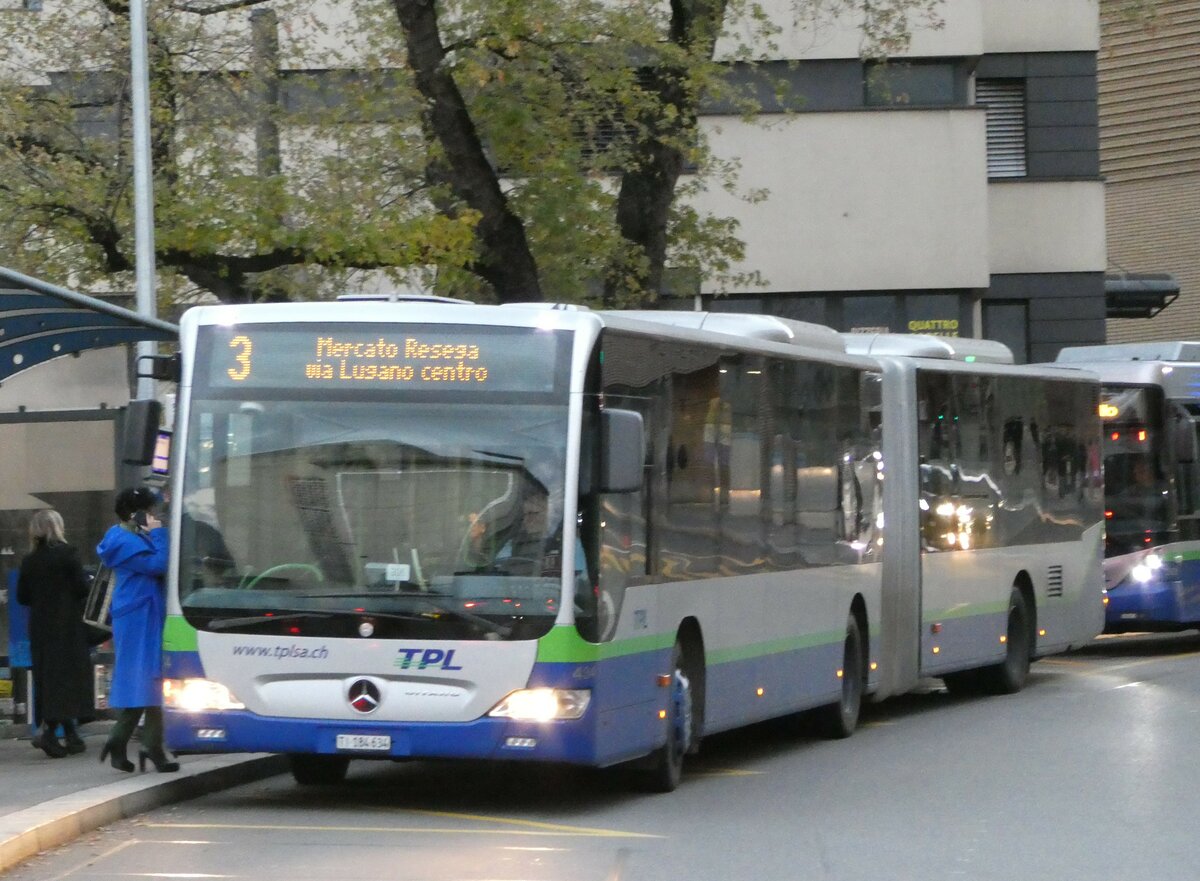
[99,742,135,773]
[138,749,180,773]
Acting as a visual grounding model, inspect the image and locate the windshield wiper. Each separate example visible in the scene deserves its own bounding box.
[300,592,515,638]
[293,589,425,599]
[471,449,524,461]
[408,597,513,639]
[208,611,334,631]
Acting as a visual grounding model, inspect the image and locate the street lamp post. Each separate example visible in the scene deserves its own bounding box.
[129,0,157,401]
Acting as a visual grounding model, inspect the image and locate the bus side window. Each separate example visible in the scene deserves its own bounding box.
[1172,406,1200,519]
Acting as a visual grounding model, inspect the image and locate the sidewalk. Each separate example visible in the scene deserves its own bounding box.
[0,718,287,873]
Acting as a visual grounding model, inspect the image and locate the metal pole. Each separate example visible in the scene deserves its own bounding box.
[129,0,157,401]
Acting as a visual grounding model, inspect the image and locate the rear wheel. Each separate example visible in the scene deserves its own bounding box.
[814,614,864,739]
[289,754,350,786]
[977,587,1032,695]
[638,641,695,793]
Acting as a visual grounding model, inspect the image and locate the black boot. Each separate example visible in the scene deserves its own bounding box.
[62,720,86,755]
[32,723,67,759]
[138,707,179,773]
[100,708,138,772]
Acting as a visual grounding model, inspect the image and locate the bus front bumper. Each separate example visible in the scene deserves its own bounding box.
[165,708,617,766]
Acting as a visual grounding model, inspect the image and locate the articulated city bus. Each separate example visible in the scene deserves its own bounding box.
[159,301,1103,790]
[1056,342,1200,632]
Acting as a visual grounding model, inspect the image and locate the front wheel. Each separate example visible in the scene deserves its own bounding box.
[814,614,865,739]
[289,754,350,786]
[637,641,695,793]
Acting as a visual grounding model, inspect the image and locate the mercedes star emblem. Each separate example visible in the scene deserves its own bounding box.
[348,679,381,714]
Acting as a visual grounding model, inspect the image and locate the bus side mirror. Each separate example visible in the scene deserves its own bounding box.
[1173,413,1198,464]
[600,408,644,493]
[121,399,163,465]
[136,353,181,383]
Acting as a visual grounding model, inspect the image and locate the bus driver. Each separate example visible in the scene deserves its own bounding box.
[463,492,559,576]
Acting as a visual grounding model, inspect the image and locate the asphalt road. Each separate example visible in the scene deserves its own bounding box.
[8,631,1200,881]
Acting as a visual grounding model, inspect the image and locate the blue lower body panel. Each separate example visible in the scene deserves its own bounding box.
[164,637,858,767]
[1105,578,1200,631]
[164,651,670,768]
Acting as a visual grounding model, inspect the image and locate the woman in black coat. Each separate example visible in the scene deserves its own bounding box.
[17,509,95,758]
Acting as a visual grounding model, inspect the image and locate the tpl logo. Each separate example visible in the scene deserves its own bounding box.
[394,648,464,671]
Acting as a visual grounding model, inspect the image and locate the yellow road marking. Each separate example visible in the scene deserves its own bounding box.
[401,809,661,838]
[685,767,764,777]
[147,821,659,840]
[1092,650,1200,674]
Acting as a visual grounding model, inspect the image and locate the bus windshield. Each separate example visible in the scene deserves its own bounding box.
[177,325,573,642]
[1101,385,1174,555]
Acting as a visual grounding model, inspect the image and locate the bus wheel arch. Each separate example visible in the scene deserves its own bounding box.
[1015,571,1038,658]
[980,576,1035,695]
[635,620,705,793]
[850,594,869,681]
[814,600,867,739]
[677,617,706,754]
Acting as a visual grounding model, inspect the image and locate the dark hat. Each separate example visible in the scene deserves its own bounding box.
[115,486,158,520]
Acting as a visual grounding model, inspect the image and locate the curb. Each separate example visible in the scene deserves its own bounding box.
[0,753,289,873]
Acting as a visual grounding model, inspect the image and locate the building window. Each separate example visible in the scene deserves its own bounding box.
[843,295,897,334]
[982,301,1029,364]
[977,79,1027,178]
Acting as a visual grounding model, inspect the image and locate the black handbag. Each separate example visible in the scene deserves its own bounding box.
[83,565,115,646]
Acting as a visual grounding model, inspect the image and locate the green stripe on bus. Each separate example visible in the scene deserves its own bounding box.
[535,626,673,663]
[536,626,842,666]
[922,600,1009,624]
[707,631,842,666]
[164,615,199,652]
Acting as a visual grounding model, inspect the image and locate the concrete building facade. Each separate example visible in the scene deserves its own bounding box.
[663,0,1107,363]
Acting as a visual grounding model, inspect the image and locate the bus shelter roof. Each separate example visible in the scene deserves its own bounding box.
[0,265,178,382]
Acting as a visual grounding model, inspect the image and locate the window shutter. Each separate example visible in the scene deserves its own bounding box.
[977,79,1026,178]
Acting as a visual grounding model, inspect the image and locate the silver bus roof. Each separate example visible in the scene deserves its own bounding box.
[840,333,1014,364]
[600,310,847,352]
[1056,341,1200,363]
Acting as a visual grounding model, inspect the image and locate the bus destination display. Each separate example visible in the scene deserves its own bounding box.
[198,324,562,393]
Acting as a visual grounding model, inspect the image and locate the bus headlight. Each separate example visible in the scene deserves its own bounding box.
[1130,553,1182,584]
[487,688,591,721]
[163,678,245,712]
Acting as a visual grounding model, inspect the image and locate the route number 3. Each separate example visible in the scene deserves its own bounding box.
[227,335,252,382]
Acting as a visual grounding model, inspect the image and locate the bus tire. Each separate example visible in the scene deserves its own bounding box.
[289,754,350,786]
[638,640,695,793]
[814,613,864,739]
[977,586,1032,695]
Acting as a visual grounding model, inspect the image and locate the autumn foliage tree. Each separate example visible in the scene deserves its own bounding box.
[0,0,941,307]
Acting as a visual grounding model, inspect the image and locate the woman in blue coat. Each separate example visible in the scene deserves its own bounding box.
[95,486,178,773]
